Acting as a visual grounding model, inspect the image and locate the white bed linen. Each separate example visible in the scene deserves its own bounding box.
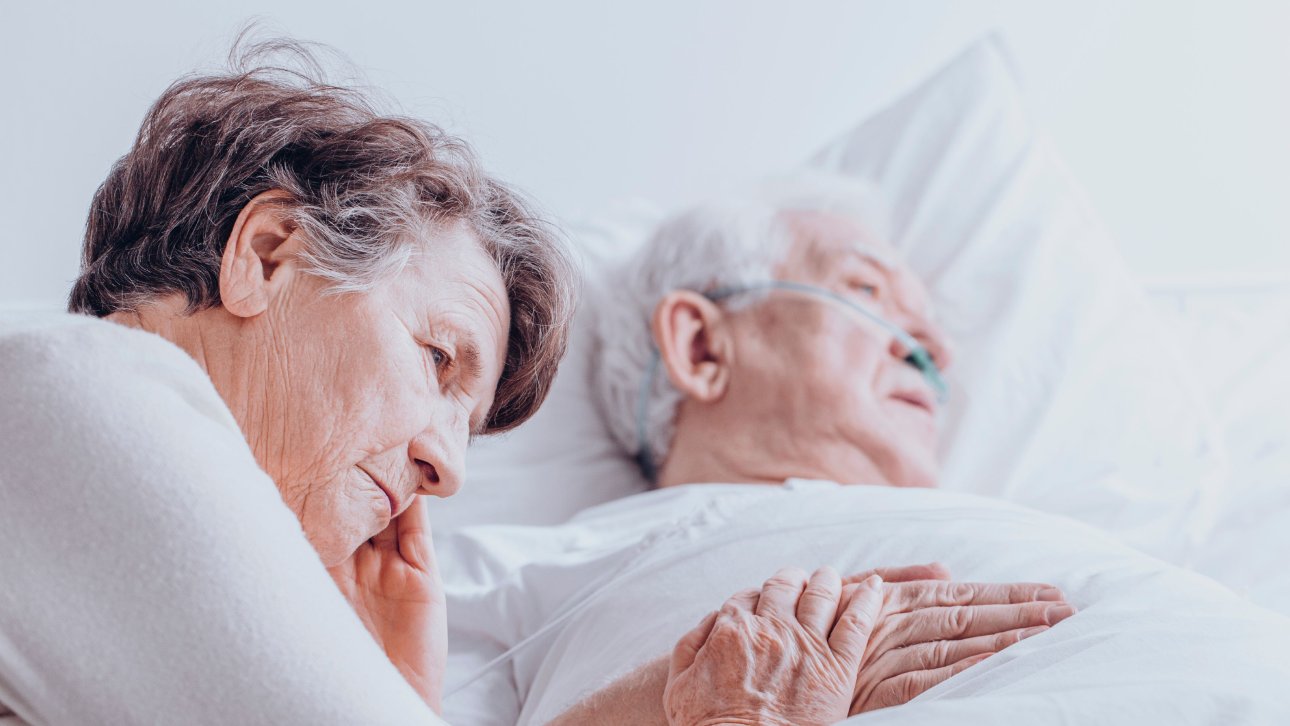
[441,481,1290,725]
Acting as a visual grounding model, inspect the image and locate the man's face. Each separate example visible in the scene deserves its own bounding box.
[721,210,952,488]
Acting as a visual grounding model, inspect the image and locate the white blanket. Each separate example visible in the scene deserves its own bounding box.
[442,481,1290,725]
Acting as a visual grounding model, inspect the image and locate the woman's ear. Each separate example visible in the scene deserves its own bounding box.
[651,290,733,404]
[219,190,302,319]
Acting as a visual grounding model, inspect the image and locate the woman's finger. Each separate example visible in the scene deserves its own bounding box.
[877,601,1074,651]
[843,563,951,585]
[866,625,1047,678]
[829,575,884,665]
[796,567,843,636]
[719,587,761,617]
[883,581,1066,614]
[754,567,810,620]
[396,495,435,572]
[670,610,719,676]
[372,510,400,552]
[858,653,992,714]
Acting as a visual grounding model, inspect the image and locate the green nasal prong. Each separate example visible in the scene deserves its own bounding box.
[904,348,948,403]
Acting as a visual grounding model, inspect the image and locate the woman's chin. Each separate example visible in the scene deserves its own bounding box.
[306,520,375,567]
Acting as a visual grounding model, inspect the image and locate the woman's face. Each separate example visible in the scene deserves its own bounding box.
[238,222,509,565]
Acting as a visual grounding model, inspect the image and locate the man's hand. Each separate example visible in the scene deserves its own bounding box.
[663,566,883,726]
[550,563,960,726]
[327,496,446,713]
[844,573,1074,714]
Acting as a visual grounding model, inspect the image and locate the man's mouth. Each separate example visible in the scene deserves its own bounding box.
[358,465,399,518]
[889,390,935,415]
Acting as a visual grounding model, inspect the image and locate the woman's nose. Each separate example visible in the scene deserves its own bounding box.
[411,452,462,498]
[408,426,465,498]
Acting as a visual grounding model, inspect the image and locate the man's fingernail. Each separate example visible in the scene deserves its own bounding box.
[1045,604,1076,625]
[1037,587,1064,602]
[1020,626,1049,639]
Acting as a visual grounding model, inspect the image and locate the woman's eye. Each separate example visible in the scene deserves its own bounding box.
[429,346,450,368]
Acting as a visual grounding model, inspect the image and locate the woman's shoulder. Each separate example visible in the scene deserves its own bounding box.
[0,311,238,432]
[0,311,256,512]
[1,310,203,383]
[0,311,287,552]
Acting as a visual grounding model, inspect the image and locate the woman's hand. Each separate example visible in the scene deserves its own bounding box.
[663,566,883,726]
[845,574,1074,714]
[326,496,446,713]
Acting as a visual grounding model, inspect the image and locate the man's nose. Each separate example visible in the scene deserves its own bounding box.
[886,316,954,372]
[408,414,467,499]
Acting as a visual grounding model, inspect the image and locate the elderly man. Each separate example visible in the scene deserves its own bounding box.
[439,178,1081,725]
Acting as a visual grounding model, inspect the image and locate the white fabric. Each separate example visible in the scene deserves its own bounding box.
[442,481,1290,725]
[0,313,444,725]
[432,36,1224,566]
[1151,286,1290,612]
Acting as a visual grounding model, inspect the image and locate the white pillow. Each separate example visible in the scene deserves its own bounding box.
[432,35,1223,561]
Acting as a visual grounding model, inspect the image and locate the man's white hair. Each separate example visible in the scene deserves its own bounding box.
[592,172,892,480]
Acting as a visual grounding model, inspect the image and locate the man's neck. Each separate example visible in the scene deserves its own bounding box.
[655,409,885,489]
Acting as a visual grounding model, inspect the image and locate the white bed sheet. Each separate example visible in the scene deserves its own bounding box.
[440,481,1290,725]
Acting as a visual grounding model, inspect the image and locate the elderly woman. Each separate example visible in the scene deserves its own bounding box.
[0,48,568,722]
[0,46,910,725]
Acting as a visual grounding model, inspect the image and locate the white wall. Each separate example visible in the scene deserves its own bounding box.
[3,0,1288,306]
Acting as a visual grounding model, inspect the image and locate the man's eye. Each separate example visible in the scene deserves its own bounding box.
[846,279,880,297]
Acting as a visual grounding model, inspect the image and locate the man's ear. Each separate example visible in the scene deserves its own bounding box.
[651,290,733,404]
[219,190,302,319]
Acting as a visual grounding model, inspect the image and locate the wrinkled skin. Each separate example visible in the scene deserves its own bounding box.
[657,565,1072,726]
[847,572,1072,713]
[665,567,882,726]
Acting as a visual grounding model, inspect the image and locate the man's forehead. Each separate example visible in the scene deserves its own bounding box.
[776,209,935,316]
[780,209,899,270]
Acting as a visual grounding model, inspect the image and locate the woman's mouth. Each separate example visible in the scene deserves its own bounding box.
[358,465,399,517]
